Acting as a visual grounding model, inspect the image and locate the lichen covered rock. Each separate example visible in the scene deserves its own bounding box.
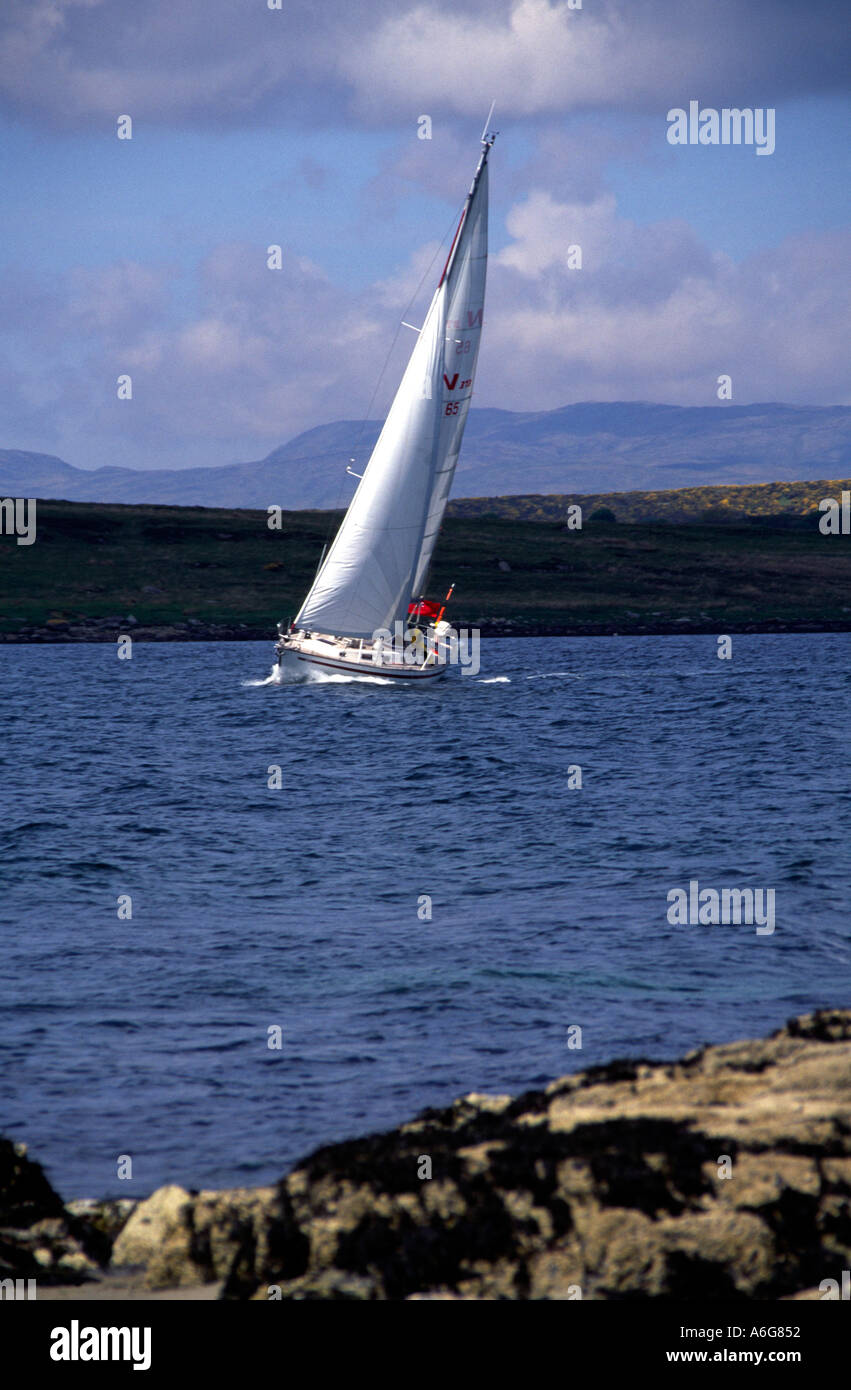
[221,1009,851,1300]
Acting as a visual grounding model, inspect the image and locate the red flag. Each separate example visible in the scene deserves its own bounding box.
[408,599,442,620]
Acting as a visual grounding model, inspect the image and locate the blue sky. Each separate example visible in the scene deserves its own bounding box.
[604,97,851,261]
[0,0,848,471]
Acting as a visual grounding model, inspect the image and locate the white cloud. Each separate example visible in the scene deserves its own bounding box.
[498,191,618,274]
[0,179,848,471]
[481,197,850,408]
[340,0,676,119]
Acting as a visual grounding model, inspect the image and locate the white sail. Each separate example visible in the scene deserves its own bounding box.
[295,143,491,639]
[412,158,488,597]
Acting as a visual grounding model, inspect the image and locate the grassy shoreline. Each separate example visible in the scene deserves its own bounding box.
[1,496,849,642]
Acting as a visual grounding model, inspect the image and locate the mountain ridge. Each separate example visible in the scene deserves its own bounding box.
[2,401,849,510]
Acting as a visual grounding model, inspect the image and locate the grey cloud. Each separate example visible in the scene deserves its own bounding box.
[1,0,848,129]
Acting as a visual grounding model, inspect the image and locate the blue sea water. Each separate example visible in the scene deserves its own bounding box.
[0,634,849,1200]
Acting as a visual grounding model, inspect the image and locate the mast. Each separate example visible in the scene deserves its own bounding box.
[439,128,494,289]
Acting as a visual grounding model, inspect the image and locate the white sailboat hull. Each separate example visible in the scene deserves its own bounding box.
[276,632,448,681]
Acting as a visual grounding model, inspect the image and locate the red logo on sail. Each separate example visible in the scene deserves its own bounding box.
[443,373,459,391]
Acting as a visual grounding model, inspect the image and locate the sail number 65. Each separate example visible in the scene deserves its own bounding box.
[445,401,460,415]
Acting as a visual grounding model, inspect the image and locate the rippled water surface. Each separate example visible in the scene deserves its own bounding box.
[1,634,848,1197]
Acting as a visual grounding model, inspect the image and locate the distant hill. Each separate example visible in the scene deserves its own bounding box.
[448,477,851,525]
[1,402,849,509]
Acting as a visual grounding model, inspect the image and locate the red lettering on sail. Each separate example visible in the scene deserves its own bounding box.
[467,309,483,328]
[443,373,459,391]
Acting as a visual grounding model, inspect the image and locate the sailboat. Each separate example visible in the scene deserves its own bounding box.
[275,118,495,681]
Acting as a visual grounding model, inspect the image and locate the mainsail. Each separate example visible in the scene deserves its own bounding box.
[295,141,491,638]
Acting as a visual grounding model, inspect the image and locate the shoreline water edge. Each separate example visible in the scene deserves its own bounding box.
[3,1010,849,1301]
[3,617,851,644]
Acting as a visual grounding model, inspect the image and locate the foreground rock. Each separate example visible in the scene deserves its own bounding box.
[0,1140,123,1284]
[111,1185,278,1290]
[3,1010,849,1299]
[214,1008,850,1300]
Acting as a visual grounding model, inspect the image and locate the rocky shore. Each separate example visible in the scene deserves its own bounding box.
[3,1009,849,1300]
[0,616,270,644]
[2,616,850,644]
